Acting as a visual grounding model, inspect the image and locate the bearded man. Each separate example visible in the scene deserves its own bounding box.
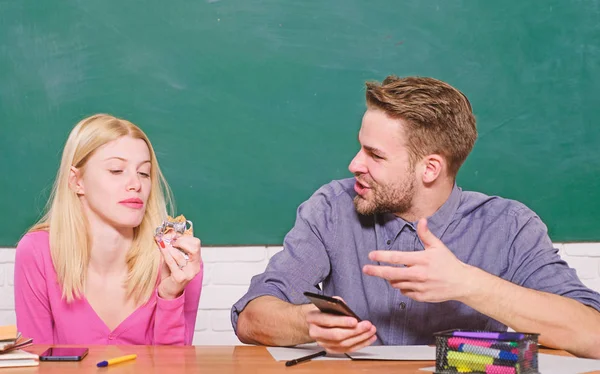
[231,76,600,358]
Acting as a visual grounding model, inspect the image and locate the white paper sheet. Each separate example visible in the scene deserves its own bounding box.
[537,353,600,374]
[346,345,435,360]
[419,353,600,374]
[267,344,435,362]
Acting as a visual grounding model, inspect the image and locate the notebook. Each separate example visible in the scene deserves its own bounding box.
[0,335,33,353]
[0,349,39,368]
[0,326,17,343]
[0,325,33,353]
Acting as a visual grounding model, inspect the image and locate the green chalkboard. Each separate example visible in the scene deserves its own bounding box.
[1,1,599,245]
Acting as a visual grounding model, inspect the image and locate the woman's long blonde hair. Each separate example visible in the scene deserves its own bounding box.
[30,114,173,304]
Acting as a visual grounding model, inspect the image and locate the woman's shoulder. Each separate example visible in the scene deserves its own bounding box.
[16,230,51,258]
[14,229,59,296]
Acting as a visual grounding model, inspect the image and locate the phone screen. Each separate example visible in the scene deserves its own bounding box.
[39,347,89,361]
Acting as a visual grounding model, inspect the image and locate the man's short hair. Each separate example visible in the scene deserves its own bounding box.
[365,76,477,177]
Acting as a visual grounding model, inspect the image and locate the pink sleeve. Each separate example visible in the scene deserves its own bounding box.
[153,263,203,345]
[14,233,54,344]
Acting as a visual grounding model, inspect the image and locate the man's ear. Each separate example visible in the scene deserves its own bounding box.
[68,166,84,195]
[421,154,445,184]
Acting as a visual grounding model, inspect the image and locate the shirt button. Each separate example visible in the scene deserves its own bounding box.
[399,302,406,310]
[386,240,391,245]
[108,334,115,340]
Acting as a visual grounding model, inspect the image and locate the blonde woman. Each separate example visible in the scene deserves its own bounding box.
[14,114,203,345]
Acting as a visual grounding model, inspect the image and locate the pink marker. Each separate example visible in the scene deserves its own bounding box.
[448,337,495,349]
[485,364,515,374]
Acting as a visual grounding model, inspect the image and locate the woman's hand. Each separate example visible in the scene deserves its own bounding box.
[157,235,202,299]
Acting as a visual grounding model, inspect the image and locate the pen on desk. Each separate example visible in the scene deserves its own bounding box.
[285,350,327,367]
[97,354,137,367]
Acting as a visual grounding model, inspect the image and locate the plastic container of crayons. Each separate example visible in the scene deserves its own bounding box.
[433,329,539,374]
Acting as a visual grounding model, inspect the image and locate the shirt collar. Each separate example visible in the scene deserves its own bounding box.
[424,183,462,240]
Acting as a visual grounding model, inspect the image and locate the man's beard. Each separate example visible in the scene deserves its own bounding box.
[353,175,416,216]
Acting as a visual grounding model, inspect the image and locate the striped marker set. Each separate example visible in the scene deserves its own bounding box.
[434,330,539,374]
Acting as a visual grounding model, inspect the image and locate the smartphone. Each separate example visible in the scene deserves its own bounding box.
[39,347,89,361]
[303,291,362,321]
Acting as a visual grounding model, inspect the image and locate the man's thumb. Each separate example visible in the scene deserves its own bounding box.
[417,218,441,248]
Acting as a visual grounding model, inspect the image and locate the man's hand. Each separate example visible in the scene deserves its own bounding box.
[306,298,377,354]
[363,218,476,303]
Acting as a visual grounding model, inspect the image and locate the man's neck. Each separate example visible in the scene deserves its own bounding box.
[395,180,454,223]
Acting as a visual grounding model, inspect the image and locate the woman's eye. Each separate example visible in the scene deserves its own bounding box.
[109,170,123,174]
[138,172,150,178]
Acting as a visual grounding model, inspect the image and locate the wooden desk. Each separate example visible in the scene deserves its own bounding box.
[4,345,595,374]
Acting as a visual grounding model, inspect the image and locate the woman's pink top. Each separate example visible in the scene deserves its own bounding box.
[14,231,203,345]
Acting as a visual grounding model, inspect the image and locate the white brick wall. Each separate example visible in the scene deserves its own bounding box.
[1,244,599,345]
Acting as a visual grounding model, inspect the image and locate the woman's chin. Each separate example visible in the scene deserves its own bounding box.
[113,217,145,230]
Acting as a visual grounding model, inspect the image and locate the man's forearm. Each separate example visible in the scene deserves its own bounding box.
[459,266,600,358]
[236,295,317,346]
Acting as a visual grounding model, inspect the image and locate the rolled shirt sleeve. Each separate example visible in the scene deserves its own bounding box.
[505,213,600,311]
[230,183,339,333]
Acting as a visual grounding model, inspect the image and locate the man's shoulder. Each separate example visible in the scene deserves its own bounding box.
[458,189,537,221]
[296,178,357,219]
[318,177,356,195]
[310,178,356,204]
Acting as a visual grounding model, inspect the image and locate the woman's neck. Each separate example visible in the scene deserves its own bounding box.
[87,217,133,277]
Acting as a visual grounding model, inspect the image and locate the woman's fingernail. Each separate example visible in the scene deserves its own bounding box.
[158,240,165,248]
